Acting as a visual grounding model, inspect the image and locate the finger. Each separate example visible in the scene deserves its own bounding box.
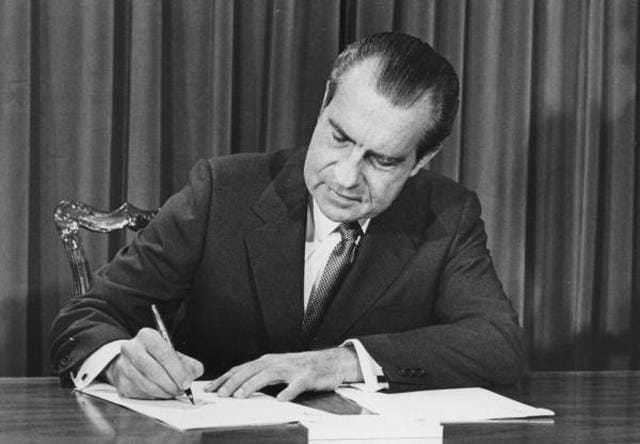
[217,363,264,397]
[137,328,193,391]
[232,366,287,399]
[177,352,204,379]
[204,378,223,392]
[205,361,255,393]
[116,353,174,399]
[204,367,238,392]
[275,381,306,402]
[119,355,173,399]
[122,335,182,395]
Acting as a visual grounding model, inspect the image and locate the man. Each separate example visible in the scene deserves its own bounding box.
[49,32,524,401]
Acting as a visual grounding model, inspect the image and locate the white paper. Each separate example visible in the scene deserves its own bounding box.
[79,381,328,430]
[336,387,555,423]
[78,381,443,442]
[301,415,442,442]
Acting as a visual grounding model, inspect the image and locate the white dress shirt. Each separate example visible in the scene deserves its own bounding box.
[304,200,386,391]
[73,199,387,391]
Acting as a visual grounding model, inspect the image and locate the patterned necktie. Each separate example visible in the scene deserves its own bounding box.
[302,221,362,341]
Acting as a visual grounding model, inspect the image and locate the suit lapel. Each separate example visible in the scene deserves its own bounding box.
[313,178,431,345]
[245,149,308,352]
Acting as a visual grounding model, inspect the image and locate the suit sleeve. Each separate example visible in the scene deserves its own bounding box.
[358,192,525,390]
[48,160,213,385]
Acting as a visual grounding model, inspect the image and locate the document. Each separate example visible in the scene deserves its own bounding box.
[336,386,555,423]
[303,415,442,442]
[78,381,443,442]
[79,381,325,430]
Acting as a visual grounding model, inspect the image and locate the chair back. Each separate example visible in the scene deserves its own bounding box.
[53,200,158,297]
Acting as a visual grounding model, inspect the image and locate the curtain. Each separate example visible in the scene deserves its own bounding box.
[0,0,637,376]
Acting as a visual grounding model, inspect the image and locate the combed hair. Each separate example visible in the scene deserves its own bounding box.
[325,32,460,159]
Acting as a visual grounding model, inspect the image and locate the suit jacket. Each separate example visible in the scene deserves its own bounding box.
[49,148,524,390]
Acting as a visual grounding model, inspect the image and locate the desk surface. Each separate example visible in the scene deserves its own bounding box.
[1,371,639,443]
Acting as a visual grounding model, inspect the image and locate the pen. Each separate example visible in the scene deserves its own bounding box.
[151,304,195,405]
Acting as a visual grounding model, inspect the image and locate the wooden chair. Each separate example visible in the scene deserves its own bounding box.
[53,200,158,297]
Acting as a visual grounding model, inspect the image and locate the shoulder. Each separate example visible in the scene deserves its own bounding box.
[205,150,297,189]
[405,169,482,237]
[410,169,478,210]
[182,148,305,217]
[192,148,298,191]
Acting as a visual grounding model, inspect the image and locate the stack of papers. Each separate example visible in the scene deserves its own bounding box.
[79,382,554,442]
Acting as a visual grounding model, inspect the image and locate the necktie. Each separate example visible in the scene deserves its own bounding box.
[302,221,362,341]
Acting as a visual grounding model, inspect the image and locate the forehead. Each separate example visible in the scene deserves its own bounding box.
[326,60,433,156]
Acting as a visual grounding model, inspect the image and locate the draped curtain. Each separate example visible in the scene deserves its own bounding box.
[0,0,637,376]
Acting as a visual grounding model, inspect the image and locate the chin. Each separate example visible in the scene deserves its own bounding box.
[322,210,351,223]
[324,206,365,223]
[314,188,369,222]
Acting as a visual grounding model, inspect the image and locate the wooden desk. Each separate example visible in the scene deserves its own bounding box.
[1,372,639,443]
[445,371,640,443]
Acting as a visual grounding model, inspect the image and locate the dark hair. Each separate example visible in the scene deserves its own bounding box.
[325,32,460,159]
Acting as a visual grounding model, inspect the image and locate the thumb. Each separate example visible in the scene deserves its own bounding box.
[177,352,205,379]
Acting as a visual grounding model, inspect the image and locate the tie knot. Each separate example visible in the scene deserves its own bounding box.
[337,222,362,243]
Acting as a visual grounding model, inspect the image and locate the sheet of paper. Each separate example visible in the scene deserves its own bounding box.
[301,415,442,442]
[79,381,329,430]
[336,387,555,423]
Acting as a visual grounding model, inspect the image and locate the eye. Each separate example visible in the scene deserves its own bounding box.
[331,131,349,144]
[370,155,399,169]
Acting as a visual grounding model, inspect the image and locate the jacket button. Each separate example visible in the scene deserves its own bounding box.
[397,368,408,376]
[416,369,425,377]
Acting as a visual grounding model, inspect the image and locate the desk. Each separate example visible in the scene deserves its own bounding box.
[1,372,639,443]
[445,371,640,443]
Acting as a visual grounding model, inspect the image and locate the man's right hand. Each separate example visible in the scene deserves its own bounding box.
[104,327,204,399]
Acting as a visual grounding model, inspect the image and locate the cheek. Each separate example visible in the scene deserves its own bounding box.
[367,175,405,206]
[305,150,332,186]
[311,148,336,174]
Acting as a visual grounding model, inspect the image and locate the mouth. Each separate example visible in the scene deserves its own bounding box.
[328,187,361,203]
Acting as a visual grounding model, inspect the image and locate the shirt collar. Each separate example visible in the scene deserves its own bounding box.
[307,198,370,243]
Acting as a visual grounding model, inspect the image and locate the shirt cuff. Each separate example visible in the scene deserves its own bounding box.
[71,340,127,389]
[341,338,389,392]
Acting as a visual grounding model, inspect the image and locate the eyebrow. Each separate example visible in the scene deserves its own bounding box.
[328,117,407,165]
[328,118,356,145]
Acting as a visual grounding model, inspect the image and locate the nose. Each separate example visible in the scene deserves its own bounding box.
[333,150,362,189]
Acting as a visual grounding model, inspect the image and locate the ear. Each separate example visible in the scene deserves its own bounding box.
[409,147,441,176]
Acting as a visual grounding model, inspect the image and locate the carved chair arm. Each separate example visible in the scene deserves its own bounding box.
[54,200,158,297]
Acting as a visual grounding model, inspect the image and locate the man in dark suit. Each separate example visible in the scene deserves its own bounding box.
[50,32,524,401]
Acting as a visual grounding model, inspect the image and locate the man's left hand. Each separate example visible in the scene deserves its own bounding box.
[204,347,362,401]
